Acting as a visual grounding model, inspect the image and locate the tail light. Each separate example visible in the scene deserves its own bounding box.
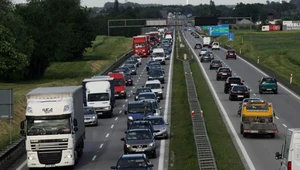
[226,80,229,83]
[220,64,222,67]
[231,91,236,93]
[259,84,263,87]
[288,161,291,170]
[228,72,232,75]
[218,72,222,75]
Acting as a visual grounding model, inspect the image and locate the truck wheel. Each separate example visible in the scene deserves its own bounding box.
[270,133,275,138]
[240,125,243,134]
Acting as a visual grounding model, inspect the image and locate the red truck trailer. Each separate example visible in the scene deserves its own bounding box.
[132,35,149,57]
[146,32,159,46]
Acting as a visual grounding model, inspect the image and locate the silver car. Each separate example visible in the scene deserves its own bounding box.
[145,116,168,139]
[84,107,98,126]
[124,64,137,75]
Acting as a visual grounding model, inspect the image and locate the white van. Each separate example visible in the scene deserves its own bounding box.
[275,128,300,170]
[151,48,165,65]
[212,42,220,50]
[145,80,164,99]
[203,37,211,47]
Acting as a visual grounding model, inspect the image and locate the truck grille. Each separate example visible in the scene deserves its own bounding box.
[38,151,62,164]
[30,139,68,151]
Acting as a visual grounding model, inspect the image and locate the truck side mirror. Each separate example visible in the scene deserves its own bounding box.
[121,138,125,141]
[20,120,25,130]
[275,152,282,160]
[73,118,78,126]
[20,129,25,136]
[124,110,127,115]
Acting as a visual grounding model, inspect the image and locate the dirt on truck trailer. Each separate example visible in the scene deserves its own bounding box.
[240,100,278,138]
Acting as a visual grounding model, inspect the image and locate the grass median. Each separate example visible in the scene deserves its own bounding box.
[216,30,300,86]
[0,35,132,151]
[168,31,198,170]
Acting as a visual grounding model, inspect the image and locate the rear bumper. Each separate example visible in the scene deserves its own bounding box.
[226,55,236,58]
[230,94,250,99]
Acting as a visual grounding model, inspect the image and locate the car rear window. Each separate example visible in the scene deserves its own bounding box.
[228,50,235,53]
[219,68,230,72]
[212,60,221,63]
[233,86,247,91]
[262,78,276,83]
[229,78,241,83]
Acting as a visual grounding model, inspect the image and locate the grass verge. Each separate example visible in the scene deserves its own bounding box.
[168,31,198,170]
[189,56,245,169]
[215,30,300,86]
[0,35,132,151]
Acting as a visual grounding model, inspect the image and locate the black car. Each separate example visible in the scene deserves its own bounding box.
[110,154,153,170]
[194,43,202,49]
[200,53,212,62]
[209,60,222,70]
[134,87,152,101]
[229,85,250,101]
[148,70,164,84]
[216,67,232,81]
[128,120,155,134]
[121,129,157,158]
[148,64,164,73]
[125,59,139,68]
[146,61,161,71]
[224,77,244,93]
[116,67,132,75]
[125,74,133,86]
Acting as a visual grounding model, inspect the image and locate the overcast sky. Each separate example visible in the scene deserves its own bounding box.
[11,0,269,8]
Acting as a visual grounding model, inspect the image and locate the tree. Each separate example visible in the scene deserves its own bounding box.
[114,0,119,12]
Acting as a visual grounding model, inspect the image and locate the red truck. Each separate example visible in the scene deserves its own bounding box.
[108,72,127,99]
[165,31,173,38]
[146,32,160,46]
[132,35,149,57]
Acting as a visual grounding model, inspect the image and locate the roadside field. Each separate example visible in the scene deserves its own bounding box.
[215,30,300,86]
[0,36,132,151]
[168,31,198,170]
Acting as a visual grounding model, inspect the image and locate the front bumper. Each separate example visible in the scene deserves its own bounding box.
[115,91,126,97]
[125,144,156,155]
[84,118,98,125]
[260,87,277,92]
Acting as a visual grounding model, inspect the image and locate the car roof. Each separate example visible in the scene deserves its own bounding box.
[138,92,156,95]
[127,128,151,132]
[146,115,164,119]
[146,80,161,84]
[128,100,147,104]
[228,76,241,79]
[121,154,145,159]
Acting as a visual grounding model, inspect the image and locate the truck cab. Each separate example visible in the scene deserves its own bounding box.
[240,100,277,138]
[108,72,127,99]
[151,48,166,65]
[275,128,300,170]
[82,76,115,118]
[124,100,156,129]
[203,37,211,48]
[133,35,148,57]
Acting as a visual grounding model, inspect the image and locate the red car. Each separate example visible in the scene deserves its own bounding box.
[226,50,237,59]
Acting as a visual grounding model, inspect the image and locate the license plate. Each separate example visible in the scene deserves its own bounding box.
[267,89,272,90]
[238,95,244,97]
[136,148,144,152]
[222,73,227,75]
[45,165,55,168]
[115,94,119,96]
[98,112,103,115]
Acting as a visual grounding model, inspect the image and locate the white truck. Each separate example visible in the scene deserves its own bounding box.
[82,76,115,118]
[151,48,166,65]
[275,128,300,170]
[203,37,211,48]
[20,86,85,169]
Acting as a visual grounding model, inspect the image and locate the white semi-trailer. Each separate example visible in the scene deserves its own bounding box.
[20,86,85,169]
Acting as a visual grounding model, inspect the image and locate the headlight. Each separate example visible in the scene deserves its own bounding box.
[126,144,131,148]
[28,156,36,160]
[161,127,167,132]
[92,116,96,119]
[149,142,155,147]
[158,91,163,93]
[104,107,110,110]
[63,105,70,111]
[121,91,125,93]
[154,112,159,116]
[128,116,133,120]
[66,154,72,158]
[135,96,138,99]
[149,77,153,79]
[160,76,164,78]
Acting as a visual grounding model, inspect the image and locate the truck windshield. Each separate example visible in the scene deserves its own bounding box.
[145,83,160,89]
[27,118,71,136]
[88,93,109,101]
[134,43,145,48]
[152,53,164,57]
[128,103,152,113]
[115,79,125,86]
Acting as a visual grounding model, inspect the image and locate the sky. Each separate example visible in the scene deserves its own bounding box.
[11,0,270,8]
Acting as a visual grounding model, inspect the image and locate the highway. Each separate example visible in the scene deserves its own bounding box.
[182,21,300,170]
[12,28,175,170]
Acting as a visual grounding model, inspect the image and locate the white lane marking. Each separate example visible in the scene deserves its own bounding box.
[122,104,125,107]
[158,31,175,170]
[133,86,135,89]
[111,124,114,128]
[125,99,128,102]
[128,95,131,97]
[253,93,256,96]
[220,46,300,101]
[275,116,279,119]
[106,133,110,138]
[283,124,287,128]
[115,117,118,120]
[137,80,139,82]
[92,155,97,161]
[131,90,133,93]
[119,110,122,114]
[99,143,103,148]
[183,32,256,170]
[16,160,27,170]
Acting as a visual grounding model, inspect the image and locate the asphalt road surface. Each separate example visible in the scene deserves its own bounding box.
[12,28,175,170]
[182,22,300,170]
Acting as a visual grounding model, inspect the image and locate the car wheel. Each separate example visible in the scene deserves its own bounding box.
[108,111,113,118]
[270,133,275,138]
[240,125,243,134]
[274,90,278,94]
[226,57,228,59]
[201,60,203,62]
[216,77,219,81]
[259,90,262,94]
[229,96,232,101]
[123,93,127,99]
[152,151,157,158]
[235,57,237,59]
[209,67,212,70]
[224,89,227,93]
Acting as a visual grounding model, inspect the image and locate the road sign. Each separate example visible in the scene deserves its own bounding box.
[201,26,210,30]
[228,32,234,41]
[0,89,13,119]
[209,24,229,36]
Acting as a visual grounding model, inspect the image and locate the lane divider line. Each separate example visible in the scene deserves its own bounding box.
[99,143,103,148]
[111,125,114,128]
[92,155,97,161]
[105,133,109,138]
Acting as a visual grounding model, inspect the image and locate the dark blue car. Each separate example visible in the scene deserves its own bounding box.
[111,154,153,170]
[125,101,155,129]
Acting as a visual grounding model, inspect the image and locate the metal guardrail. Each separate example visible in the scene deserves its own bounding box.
[176,29,218,170]
[0,49,134,170]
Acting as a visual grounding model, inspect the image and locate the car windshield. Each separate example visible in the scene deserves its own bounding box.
[125,65,135,69]
[119,67,130,73]
[115,78,125,86]
[126,131,152,140]
[219,68,230,72]
[150,37,156,41]
[130,123,151,130]
[152,52,164,57]
[126,60,136,65]
[212,60,221,64]
[229,78,241,84]
[228,50,235,53]
[246,104,269,111]
[201,49,207,52]
[233,86,248,91]
[148,118,165,125]
[117,158,147,168]
[84,108,95,114]
[136,89,151,95]
[243,98,260,103]
[262,78,276,83]
[213,43,219,45]
[162,40,169,44]
[149,71,162,76]
[128,103,152,113]
[88,93,109,101]
[138,94,155,100]
[134,43,145,48]
[145,83,160,89]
